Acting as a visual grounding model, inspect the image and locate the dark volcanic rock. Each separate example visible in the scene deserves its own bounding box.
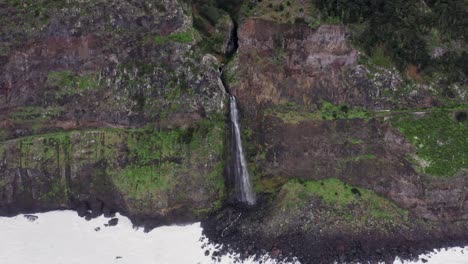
[0,1,467,263]
[107,218,119,227]
[203,14,468,264]
[23,214,38,222]
[202,204,468,264]
[0,0,228,230]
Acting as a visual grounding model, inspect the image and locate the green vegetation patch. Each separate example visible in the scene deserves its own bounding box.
[320,101,371,120]
[117,164,176,197]
[17,131,71,169]
[279,178,408,221]
[9,107,62,121]
[359,45,396,70]
[313,0,467,83]
[392,111,468,177]
[154,30,194,45]
[240,0,317,24]
[265,101,372,124]
[264,102,321,124]
[112,114,226,203]
[47,70,100,99]
[0,107,64,139]
[2,116,226,215]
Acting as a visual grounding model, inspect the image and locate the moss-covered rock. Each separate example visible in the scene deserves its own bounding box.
[266,178,409,236]
[0,114,226,222]
[391,110,468,177]
[0,0,227,141]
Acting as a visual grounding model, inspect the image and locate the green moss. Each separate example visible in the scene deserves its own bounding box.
[208,160,226,209]
[116,164,175,197]
[392,111,467,177]
[47,71,100,98]
[154,30,194,45]
[265,101,372,123]
[5,115,226,214]
[350,138,363,144]
[256,175,289,194]
[9,107,62,121]
[362,45,395,69]
[112,114,226,203]
[264,102,320,124]
[279,178,408,221]
[320,101,372,120]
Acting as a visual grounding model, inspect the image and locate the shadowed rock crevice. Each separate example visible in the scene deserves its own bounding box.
[225,18,239,60]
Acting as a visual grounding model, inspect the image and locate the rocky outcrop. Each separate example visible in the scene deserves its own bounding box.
[0,1,467,263]
[230,18,444,112]
[250,115,468,221]
[202,16,468,263]
[227,17,468,221]
[233,19,374,109]
[0,0,227,141]
[0,0,229,226]
[0,118,226,228]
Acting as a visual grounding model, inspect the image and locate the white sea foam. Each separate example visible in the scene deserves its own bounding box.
[395,247,467,264]
[0,211,272,264]
[0,211,465,264]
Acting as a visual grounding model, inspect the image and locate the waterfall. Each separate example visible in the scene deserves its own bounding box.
[229,95,256,205]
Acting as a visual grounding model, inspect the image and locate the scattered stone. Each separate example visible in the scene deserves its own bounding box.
[115,256,122,259]
[204,250,210,256]
[84,213,92,221]
[421,258,428,263]
[107,218,119,227]
[94,227,101,232]
[24,215,38,222]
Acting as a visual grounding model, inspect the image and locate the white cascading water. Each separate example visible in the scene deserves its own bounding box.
[230,95,256,205]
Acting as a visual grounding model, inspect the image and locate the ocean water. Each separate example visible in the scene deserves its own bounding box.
[0,211,465,264]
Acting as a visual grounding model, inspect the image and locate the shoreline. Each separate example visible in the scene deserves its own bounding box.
[201,205,468,264]
[4,206,468,264]
[0,209,467,263]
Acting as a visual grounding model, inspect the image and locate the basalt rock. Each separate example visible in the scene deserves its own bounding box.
[0,0,229,226]
[0,1,467,263]
[0,0,227,141]
[0,124,226,225]
[202,16,468,263]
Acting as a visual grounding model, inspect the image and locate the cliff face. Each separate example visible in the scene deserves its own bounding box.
[228,17,467,220]
[0,0,226,132]
[0,0,227,225]
[0,0,467,262]
[206,9,467,262]
[0,124,225,227]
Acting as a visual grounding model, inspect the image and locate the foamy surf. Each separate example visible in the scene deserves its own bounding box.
[0,211,465,264]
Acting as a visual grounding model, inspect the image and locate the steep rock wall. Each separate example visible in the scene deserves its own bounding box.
[0,0,229,225]
[0,117,226,227]
[227,17,467,221]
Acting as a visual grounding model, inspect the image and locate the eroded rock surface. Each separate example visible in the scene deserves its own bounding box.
[0,1,467,263]
[203,15,468,263]
[0,0,228,227]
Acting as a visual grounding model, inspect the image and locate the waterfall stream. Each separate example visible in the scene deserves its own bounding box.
[229,95,256,205]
